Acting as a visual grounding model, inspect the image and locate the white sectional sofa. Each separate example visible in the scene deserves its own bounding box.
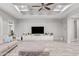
[0,38,17,56]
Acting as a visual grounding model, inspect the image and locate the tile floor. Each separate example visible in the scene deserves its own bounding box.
[6,40,79,56]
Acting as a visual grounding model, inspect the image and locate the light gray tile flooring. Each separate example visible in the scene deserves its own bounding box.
[6,40,79,56]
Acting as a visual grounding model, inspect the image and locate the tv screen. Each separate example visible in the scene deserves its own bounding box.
[32,27,44,34]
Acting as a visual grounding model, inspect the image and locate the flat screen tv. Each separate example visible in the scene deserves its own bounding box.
[32,27,44,34]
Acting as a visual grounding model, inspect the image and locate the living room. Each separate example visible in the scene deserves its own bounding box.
[0,3,79,56]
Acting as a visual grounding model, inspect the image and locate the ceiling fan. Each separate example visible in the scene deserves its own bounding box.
[32,3,54,11]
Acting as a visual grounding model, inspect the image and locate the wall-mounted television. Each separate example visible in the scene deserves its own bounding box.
[31,26,44,34]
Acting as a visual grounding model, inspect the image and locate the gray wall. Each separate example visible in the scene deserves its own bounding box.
[15,17,67,40]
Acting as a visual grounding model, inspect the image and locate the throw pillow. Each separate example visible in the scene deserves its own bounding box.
[4,36,11,43]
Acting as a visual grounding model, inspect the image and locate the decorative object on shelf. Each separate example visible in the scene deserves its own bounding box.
[13,36,16,41]
[21,36,23,41]
[28,33,31,35]
[28,33,29,35]
[9,30,14,36]
[23,33,27,36]
[9,30,17,41]
[23,33,25,35]
[50,33,53,35]
[45,33,48,35]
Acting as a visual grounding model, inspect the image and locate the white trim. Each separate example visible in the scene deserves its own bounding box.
[14,5,21,13]
[61,4,72,11]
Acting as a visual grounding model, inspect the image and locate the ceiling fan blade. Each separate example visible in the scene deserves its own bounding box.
[39,8,42,11]
[45,7,50,10]
[32,6,40,7]
[46,3,54,6]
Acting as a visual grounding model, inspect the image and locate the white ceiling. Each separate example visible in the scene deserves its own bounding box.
[0,3,79,19]
[13,3,72,15]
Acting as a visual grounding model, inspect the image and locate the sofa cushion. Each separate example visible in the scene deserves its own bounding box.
[0,41,17,55]
[0,43,9,54]
[7,41,17,48]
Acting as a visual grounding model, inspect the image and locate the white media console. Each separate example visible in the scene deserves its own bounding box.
[22,35,54,40]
